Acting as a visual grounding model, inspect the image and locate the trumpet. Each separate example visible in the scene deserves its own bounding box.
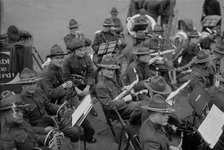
[113,68,139,102]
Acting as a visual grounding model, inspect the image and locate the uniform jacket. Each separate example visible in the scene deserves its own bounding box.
[111,18,124,34]
[63,54,94,86]
[40,63,69,102]
[207,85,224,112]
[125,60,155,89]
[139,118,171,150]
[202,0,221,16]
[64,33,85,51]
[189,65,214,90]
[95,75,127,111]
[20,88,59,127]
[0,121,44,150]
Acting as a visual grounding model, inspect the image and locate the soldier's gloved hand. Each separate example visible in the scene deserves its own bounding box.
[82,85,90,96]
[75,87,83,96]
[44,126,54,133]
[123,94,132,102]
[62,81,73,89]
[169,145,181,150]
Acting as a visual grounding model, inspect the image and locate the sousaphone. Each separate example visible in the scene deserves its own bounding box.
[126,14,156,36]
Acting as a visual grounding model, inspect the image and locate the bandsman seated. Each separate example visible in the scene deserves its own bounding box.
[15,68,81,144]
[139,94,180,150]
[0,92,49,150]
[95,55,140,120]
[40,44,97,143]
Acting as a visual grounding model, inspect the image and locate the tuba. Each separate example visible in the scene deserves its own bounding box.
[126,14,156,36]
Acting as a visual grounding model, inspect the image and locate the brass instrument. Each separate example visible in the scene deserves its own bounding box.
[44,129,65,150]
[113,68,139,102]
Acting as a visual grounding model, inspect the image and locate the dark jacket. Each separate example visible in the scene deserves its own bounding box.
[95,74,138,119]
[0,121,45,150]
[64,33,85,51]
[189,65,214,90]
[111,18,124,34]
[63,54,94,86]
[202,0,221,17]
[20,88,59,128]
[139,119,171,150]
[207,85,224,112]
[125,60,155,90]
[40,63,69,103]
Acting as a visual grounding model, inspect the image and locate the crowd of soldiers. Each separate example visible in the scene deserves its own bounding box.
[0,0,224,150]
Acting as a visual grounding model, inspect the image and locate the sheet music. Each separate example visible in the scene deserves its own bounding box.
[166,80,190,105]
[97,41,117,55]
[198,105,224,149]
[72,94,93,126]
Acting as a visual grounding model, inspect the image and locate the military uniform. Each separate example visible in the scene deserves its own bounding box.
[125,60,156,88]
[64,33,85,52]
[139,119,171,150]
[92,30,119,64]
[189,65,214,90]
[0,121,46,150]
[40,63,77,104]
[63,54,94,88]
[20,88,59,125]
[95,74,139,119]
[207,86,224,112]
[0,92,47,150]
[111,18,124,35]
[41,63,95,143]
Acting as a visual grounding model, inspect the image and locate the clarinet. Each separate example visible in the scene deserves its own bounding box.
[113,68,139,102]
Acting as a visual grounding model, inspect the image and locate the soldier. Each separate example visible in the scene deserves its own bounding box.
[201,0,221,31]
[40,44,96,143]
[0,92,48,150]
[129,76,172,125]
[139,94,179,150]
[17,68,81,143]
[207,74,224,150]
[131,9,152,33]
[64,19,85,53]
[109,7,124,35]
[189,49,215,90]
[92,18,119,65]
[125,47,155,88]
[211,41,224,74]
[63,38,98,116]
[95,55,140,120]
[127,31,148,65]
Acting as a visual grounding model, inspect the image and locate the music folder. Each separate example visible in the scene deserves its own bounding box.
[198,104,224,149]
[189,86,211,116]
[71,94,93,126]
[97,41,117,55]
[201,15,221,27]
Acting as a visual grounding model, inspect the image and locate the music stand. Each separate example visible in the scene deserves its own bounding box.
[189,86,210,117]
[132,23,148,32]
[97,41,117,55]
[201,15,221,28]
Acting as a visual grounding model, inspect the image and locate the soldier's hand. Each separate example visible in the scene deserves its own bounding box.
[75,87,83,95]
[62,81,73,89]
[123,94,132,102]
[82,86,90,96]
[44,126,54,133]
[169,146,181,150]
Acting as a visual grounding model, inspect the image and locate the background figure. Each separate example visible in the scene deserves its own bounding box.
[201,0,221,31]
